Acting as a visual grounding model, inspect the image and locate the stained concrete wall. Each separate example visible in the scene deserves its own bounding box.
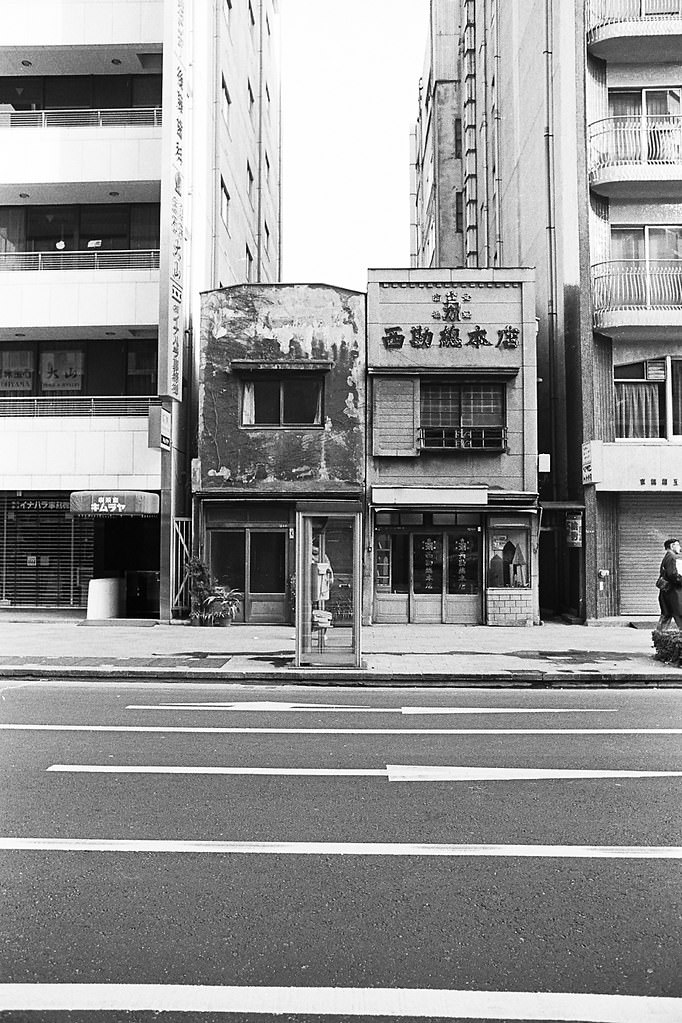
[197,283,366,496]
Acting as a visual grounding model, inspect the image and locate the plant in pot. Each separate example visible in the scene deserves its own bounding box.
[188,556,242,626]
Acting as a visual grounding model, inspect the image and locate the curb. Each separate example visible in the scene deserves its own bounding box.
[0,665,681,687]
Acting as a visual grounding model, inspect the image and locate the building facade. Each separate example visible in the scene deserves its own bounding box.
[413,0,682,622]
[0,0,280,617]
[195,283,365,629]
[366,268,539,627]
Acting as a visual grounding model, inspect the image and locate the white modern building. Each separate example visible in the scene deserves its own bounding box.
[0,0,281,617]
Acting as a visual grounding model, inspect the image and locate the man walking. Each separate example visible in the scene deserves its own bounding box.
[657,537,682,630]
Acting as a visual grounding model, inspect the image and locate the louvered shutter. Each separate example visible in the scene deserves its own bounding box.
[372,377,419,457]
[619,495,682,614]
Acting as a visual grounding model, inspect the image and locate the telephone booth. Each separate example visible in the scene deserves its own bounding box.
[295,507,362,668]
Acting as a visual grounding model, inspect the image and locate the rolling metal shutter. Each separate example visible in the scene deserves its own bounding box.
[618,495,682,615]
[0,495,93,607]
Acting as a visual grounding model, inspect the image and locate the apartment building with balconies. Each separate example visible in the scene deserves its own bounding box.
[0,0,280,617]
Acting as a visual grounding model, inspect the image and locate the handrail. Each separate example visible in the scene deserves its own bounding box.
[588,0,682,32]
[589,114,682,171]
[0,107,162,129]
[592,259,682,314]
[0,249,160,271]
[419,426,507,450]
[0,397,162,417]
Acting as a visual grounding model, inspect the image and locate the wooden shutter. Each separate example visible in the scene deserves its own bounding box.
[372,377,418,457]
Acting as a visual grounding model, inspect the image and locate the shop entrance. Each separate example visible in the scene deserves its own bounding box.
[375,516,483,624]
[209,528,287,623]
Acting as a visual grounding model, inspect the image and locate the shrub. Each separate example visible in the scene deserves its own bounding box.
[652,628,682,666]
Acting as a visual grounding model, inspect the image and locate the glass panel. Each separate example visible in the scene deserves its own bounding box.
[26,206,78,252]
[79,204,130,250]
[614,362,646,379]
[92,75,131,109]
[413,534,443,595]
[282,378,321,425]
[130,204,160,249]
[0,76,43,110]
[609,92,641,117]
[375,533,392,591]
[126,340,157,395]
[447,530,480,594]
[209,530,246,591]
[615,382,663,437]
[0,349,35,395]
[673,361,682,435]
[39,349,83,394]
[461,384,504,426]
[250,532,285,593]
[489,529,530,588]
[421,382,460,426]
[44,75,91,109]
[298,515,358,667]
[648,226,682,260]
[611,228,644,260]
[132,75,162,108]
[253,379,280,424]
[0,207,26,254]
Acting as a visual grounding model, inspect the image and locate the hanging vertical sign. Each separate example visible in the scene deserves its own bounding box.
[158,0,187,401]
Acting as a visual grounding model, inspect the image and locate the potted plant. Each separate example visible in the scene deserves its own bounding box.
[188,556,242,626]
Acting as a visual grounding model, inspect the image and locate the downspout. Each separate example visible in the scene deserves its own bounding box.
[480,0,490,266]
[493,0,503,265]
[256,0,264,282]
[544,0,559,502]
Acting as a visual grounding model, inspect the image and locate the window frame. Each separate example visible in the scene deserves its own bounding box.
[614,354,682,441]
[418,377,507,452]
[220,179,230,230]
[240,373,325,429]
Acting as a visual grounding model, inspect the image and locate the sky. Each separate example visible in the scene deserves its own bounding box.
[280,0,430,293]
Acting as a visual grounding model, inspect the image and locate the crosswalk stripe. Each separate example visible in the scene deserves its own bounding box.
[0,984,679,1019]
[126,703,618,714]
[1,838,680,858]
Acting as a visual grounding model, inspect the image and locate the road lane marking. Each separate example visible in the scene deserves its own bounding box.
[1,838,681,858]
[2,724,680,735]
[0,984,679,1020]
[47,764,682,780]
[126,703,619,714]
[387,765,682,782]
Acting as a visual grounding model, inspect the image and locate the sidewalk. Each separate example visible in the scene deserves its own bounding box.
[0,615,678,685]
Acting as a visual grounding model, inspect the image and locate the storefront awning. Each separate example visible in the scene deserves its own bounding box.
[70,491,160,517]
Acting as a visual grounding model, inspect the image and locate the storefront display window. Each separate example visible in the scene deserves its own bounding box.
[0,349,34,395]
[40,349,83,394]
[488,527,530,588]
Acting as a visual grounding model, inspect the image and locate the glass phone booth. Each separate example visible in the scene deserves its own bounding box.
[295,509,362,668]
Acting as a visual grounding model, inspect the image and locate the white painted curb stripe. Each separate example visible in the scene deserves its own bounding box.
[46,764,682,780]
[127,703,617,714]
[47,765,385,776]
[0,984,679,1019]
[387,765,682,782]
[2,720,678,736]
[1,838,680,858]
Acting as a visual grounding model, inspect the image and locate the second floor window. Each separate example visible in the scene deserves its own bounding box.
[614,357,682,439]
[420,380,505,450]
[242,376,323,427]
[220,180,230,228]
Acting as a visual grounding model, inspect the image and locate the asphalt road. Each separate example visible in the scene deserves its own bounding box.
[0,680,681,1022]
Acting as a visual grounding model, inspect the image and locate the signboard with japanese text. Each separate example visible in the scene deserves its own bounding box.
[566,512,583,548]
[158,0,187,401]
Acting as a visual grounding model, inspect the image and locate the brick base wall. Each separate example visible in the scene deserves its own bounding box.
[486,588,534,627]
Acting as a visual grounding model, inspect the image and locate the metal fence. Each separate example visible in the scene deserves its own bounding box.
[0,397,161,417]
[592,259,682,316]
[588,0,682,31]
[419,427,507,450]
[0,250,160,271]
[0,107,162,128]
[589,115,682,171]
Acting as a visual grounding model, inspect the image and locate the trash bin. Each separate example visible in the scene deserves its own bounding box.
[86,577,124,620]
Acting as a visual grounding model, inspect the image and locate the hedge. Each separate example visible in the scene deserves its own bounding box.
[652,628,682,666]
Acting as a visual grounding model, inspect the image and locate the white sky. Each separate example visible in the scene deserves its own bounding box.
[280,0,430,293]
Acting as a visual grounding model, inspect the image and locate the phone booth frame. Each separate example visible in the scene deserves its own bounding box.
[295,508,362,668]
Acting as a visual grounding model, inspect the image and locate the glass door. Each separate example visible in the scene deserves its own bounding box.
[248,530,287,623]
[410,533,443,623]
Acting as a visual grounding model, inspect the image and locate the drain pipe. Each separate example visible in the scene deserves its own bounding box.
[544,0,559,502]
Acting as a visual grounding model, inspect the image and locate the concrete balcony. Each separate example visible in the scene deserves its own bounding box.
[0,108,162,204]
[588,115,682,199]
[591,259,682,338]
[0,249,159,339]
[0,397,162,490]
[586,0,682,63]
[585,438,682,491]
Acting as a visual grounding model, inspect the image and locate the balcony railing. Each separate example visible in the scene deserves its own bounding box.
[0,396,161,417]
[419,426,507,451]
[589,115,682,172]
[592,259,682,315]
[0,249,160,271]
[0,107,162,129]
[588,0,682,31]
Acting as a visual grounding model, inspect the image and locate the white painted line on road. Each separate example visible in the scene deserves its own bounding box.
[3,723,680,735]
[1,838,681,859]
[46,763,682,781]
[0,984,679,1021]
[126,702,619,715]
[387,765,682,782]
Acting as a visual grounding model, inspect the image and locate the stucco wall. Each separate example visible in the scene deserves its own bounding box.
[198,283,366,495]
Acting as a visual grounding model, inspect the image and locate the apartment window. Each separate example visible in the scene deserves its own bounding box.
[610,226,682,307]
[248,0,255,26]
[0,340,157,397]
[245,244,254,281]
[247,162,254,204]
[455,191,464,234]
[613,357,682,438]
[265,152,271,179]
[247,80,255,117]
[419,380,506,450]
[266,12,271,35]
[0,203,160,253]
[223,0,232,21]
[454,117,462,159]
[220,179,230,228]
[242,375,323,427]
[265,83,271,104]
[221,77,231,125]
[264,221,270,255]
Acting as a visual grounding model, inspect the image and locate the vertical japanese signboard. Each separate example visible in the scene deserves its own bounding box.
[158,0,187,401]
